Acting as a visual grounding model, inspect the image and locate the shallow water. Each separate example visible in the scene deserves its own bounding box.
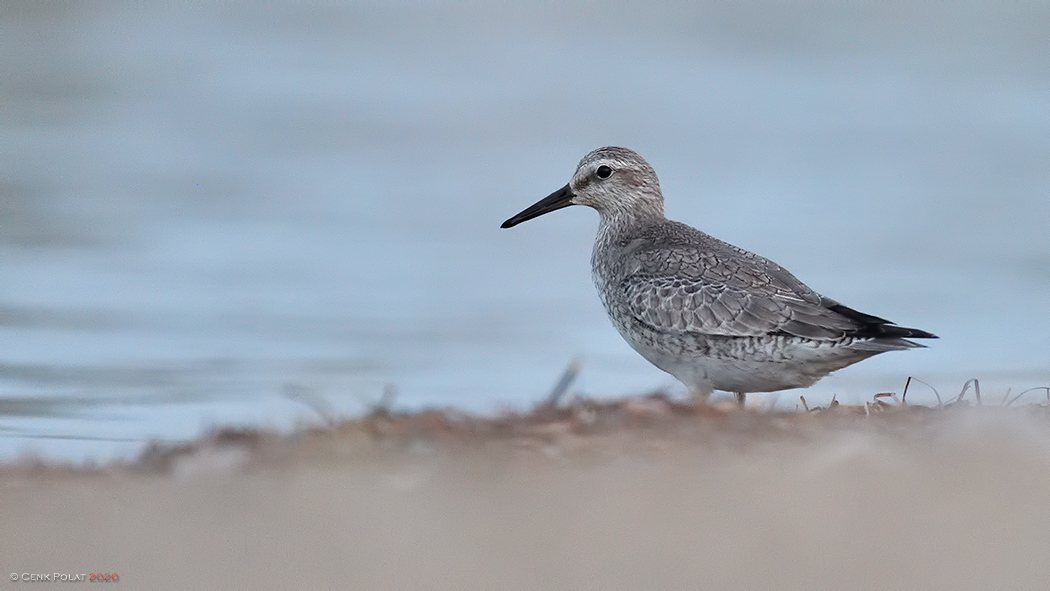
[1,1,1048,460]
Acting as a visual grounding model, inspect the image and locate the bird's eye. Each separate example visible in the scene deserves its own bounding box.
[595,165,613,179]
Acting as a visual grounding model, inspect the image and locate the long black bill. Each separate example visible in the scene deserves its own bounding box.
[500,184,576,229]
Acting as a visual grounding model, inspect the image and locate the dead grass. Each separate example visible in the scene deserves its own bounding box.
[4,376,1047,477]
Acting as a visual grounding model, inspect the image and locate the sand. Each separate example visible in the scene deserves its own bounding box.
[3,399,1050,590]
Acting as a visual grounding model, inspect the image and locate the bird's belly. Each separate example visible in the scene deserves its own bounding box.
[606,307,876,394]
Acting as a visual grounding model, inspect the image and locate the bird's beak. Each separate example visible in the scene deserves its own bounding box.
[500,184,575,229]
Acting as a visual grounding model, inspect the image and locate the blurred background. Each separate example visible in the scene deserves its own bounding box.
[1,0,1048,461]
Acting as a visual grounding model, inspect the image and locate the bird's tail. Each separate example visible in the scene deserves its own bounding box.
[828,303,938,340]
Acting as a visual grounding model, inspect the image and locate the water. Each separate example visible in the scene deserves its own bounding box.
[2,1,1048,461]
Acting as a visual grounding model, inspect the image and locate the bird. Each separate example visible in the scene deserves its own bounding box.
[500,146,936,405]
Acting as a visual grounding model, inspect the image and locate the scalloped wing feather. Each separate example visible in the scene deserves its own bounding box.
[622,273,857,338]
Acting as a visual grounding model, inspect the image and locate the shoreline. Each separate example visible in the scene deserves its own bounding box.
[3,390,1048,475]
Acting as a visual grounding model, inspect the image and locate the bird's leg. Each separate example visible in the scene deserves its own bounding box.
[689,385,714,405]
[735,392,747,407]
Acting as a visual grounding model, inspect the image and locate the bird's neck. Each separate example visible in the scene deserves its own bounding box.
[595,207,663,245]
[592,208,664,291]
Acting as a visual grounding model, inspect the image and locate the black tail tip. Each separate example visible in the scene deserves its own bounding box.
[886,326,938,339]
[905,328,938,339]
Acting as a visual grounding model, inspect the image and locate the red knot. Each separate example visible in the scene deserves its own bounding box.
[501,147,936,404]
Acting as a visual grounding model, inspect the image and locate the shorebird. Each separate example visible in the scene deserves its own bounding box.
[501,147,936,404]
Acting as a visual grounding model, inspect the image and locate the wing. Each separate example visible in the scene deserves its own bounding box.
[613,222,937,342]
[622,272,857,339]
[619,241,869,340]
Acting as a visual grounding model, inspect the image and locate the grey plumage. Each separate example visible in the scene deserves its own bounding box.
[502,147,936,401]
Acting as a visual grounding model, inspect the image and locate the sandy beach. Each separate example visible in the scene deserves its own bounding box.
[4,400,1050,590]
